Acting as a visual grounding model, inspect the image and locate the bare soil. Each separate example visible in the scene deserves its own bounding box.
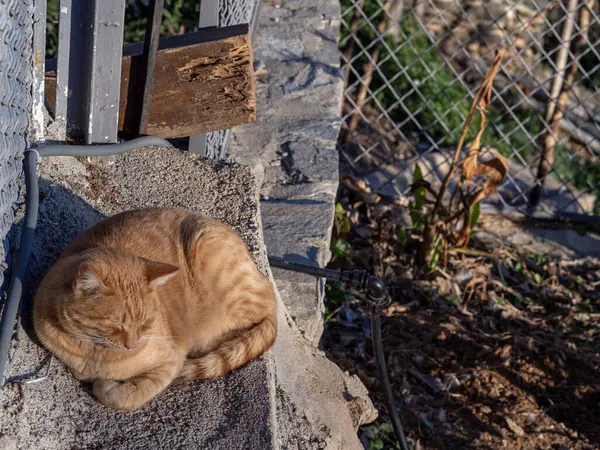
[322,180,600,450]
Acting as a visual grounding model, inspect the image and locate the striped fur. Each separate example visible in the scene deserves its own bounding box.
[33,208,277,411]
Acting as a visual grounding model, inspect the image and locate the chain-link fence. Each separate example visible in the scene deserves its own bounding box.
[340,0,600,219]
[0,0,33,287]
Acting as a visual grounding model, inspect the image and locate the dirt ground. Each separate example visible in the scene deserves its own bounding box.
[322,180,600,450]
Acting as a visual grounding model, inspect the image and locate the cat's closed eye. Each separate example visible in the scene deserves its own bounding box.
[141,316,155,331]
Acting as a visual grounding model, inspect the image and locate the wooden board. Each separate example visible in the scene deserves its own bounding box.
[45,24,255,138]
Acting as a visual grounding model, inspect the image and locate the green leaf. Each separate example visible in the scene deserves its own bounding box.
[412,165,426,211]
[335,203,351,234]
[370,439,384,450]
[331,239,350,257]
[427,239,443,271]
[380,422,394,433]
[325,282,347,308]
[533,273,543,284]
[397,227,408,247]
[447,294,461,305]
[409,203,424,232]
[413,163,424,181]
[470,202,481,229]
[339,217,351,234]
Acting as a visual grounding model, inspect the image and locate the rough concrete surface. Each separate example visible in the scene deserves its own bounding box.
[228,0,343,344]
[0,150,274,450]
[0,149,375,449]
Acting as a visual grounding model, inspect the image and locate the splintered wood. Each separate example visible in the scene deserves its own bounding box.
[45,24,256,139]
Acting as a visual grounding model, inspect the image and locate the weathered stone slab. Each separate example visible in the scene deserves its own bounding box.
[261,198,335,342]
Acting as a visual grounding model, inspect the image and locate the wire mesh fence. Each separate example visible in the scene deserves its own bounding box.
[0,0,33,287]
[339,0,600,219]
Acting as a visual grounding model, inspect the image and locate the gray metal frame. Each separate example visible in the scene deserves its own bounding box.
[189,0,220,157]
[53,0,126,143]
[32,0,46,143]
[48,0,261,157]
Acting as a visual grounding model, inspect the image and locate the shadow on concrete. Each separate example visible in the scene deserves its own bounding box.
[17,178,105,331]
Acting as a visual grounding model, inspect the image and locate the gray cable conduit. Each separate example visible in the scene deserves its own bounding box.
[0,136,173,383]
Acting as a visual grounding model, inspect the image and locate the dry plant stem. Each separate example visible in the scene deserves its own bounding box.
[419,53,503,261]
[386,0,405,39]
[531,0,594,206]
[414,0,426,21]
[429,55,501,222]
[342,0,366,107]
[545,0,578,124]
[416,0,560,266]
[347,0,393,133]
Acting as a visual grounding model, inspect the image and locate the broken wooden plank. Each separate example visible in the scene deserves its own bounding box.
[45,24,256,139]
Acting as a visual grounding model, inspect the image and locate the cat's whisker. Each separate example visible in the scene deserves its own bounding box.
[140,335,175,340]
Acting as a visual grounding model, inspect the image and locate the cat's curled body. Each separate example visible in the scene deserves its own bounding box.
[33,207,277,411]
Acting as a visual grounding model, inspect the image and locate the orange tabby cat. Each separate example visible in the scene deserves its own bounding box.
[33,207,277,411]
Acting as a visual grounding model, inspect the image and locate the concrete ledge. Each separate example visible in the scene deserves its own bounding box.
[0,150,274,449]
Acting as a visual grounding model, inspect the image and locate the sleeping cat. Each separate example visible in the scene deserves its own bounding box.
[33,207,277,411]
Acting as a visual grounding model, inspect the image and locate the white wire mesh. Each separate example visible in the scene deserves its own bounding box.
[340,0,600,217]
[0,0,34,287]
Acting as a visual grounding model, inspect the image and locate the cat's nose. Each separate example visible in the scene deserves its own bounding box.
[124,331,138,349]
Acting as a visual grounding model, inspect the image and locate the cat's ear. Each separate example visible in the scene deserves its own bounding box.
[145,261,179,289]
[74,261,110,296]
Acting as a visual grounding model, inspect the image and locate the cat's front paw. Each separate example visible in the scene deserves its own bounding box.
[93,379,139,411]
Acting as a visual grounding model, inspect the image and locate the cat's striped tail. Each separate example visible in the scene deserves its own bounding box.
[180,314,277,380]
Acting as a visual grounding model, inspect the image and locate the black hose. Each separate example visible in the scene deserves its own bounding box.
[372,313,410,450]
[0,136,174,383]
[0,150,39,383]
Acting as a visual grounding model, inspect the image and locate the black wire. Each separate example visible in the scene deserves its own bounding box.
[372,313,410,450]
[0,150,39,383]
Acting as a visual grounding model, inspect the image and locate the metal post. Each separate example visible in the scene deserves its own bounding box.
[31,0,47,143]
[62,0,90,140]
[54,0,71,139]
[63,0,126,144]
[199,0,219,28]
[137,0,165,135]
[86,0,127,144]
[189,0,220,155]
